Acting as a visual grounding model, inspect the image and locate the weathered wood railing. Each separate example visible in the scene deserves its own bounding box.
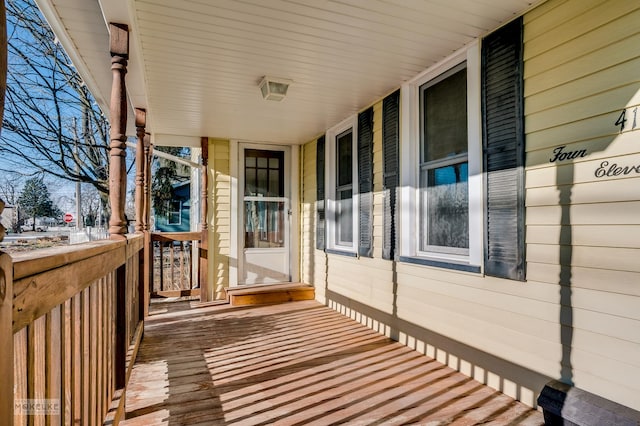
[9,234,145,425]
[150,232,200,298]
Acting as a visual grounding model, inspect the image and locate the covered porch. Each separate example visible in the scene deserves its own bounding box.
[2,0,639,424]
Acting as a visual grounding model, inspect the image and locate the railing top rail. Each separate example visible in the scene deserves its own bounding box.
[11,233,143,280]
[151,231,201,242]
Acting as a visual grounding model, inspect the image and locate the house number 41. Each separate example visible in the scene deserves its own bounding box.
[615,107,637,132]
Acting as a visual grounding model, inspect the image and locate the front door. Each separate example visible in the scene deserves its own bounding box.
[240,146,290,284]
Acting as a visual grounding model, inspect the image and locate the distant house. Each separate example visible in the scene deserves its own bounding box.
[0,204,16,232]
[153,182,190,232]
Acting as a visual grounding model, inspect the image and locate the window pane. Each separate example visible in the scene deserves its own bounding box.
[257,169,268,196]
[337,188,353,244]
[244,200,285,248]
[422,67,467,162]
[245,168,256,196]
[337,130,353,187]
[244,149,284,197]
[268,169,280,197]
[420,162,469,250]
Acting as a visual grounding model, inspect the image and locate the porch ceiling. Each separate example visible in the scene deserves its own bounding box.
[36,0,542,146]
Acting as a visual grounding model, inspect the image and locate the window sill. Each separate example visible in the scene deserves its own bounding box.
[325,248,358,258]
[398,256,480,273]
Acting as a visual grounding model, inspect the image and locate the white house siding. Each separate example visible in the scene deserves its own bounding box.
[302,0,640,410]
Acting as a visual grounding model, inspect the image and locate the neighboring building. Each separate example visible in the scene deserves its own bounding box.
[0,204,16,233]
[38,0,640,418]
[153,182,191,232]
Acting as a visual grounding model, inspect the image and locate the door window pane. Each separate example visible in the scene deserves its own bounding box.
[244,200,285,248]
[244,149,284,197]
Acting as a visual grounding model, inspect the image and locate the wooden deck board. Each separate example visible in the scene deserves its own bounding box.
[122,300,543,425]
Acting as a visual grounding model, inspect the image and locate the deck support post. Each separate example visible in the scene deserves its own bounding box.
[0,2,13,422]
[143,135,152,316]
[199,137,209,301]
[134,108,146,233]
[108,23,129,240]
[134,109,151,318]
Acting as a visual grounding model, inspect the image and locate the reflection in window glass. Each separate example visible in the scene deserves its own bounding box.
[244,201,285,248]
[420,163,468,251]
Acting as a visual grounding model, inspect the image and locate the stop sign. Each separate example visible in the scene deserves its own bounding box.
[63,213,74,223]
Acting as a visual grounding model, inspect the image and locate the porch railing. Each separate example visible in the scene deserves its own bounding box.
[150,231,201,298]
[9,234,145,425]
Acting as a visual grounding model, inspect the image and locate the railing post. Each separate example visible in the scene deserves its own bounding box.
[0,206,14,425]
[0,2,12,422]
[199,137,209,301]
[143,135,152,316]
[108,23,129,239]
[134,108,146,233]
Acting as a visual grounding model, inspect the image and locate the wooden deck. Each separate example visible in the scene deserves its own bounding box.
[122,300,544,425]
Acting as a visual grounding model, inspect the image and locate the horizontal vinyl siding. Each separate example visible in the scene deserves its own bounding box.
[301,140,327,299]
[210,139,231,300]
[523,0,640,409]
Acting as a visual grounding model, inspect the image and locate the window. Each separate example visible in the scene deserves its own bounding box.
[419,64,469,256]
[167,200,182,225]
[318,108,374,257]
[399,46,482,270]
[325,116,358,253]
[399,19,525,278]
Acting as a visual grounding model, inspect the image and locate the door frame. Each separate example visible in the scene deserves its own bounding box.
[229,141,300,287]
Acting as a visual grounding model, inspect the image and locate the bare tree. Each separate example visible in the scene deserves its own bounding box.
[80,184,104,227]
[0,175,23,231]
[0,0,123,205]
[0,175,22,206]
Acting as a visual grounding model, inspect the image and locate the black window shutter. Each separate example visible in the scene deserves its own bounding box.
[316,135,326,250]
[358,107,374,257]
[482,18,525,281]
[382,90,400,260]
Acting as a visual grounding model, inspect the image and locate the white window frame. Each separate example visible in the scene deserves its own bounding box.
[399,42,483,267]
[326,115,359,253]
[167,200,182,225]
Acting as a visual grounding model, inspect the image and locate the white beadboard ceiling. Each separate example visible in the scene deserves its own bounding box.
[36,0,542,146]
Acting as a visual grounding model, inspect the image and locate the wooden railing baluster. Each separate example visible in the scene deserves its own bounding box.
[149,232,202,298]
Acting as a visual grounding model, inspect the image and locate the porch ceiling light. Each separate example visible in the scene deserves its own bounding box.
[259,76,292,101]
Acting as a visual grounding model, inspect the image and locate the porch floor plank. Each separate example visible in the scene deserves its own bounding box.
[122,300,543,425]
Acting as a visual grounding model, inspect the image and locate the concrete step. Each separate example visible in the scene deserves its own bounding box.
[224,283,315,306]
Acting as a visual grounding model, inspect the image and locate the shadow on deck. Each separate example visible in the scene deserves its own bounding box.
[122,300,543,425]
